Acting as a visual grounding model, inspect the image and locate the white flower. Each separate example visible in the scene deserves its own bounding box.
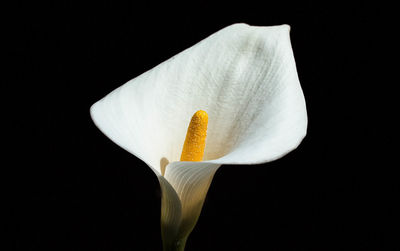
[90,23,307,251]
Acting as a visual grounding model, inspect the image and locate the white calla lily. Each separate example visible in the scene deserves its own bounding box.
[90,23,307,251]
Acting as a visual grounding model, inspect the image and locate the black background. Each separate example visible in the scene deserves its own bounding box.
[7,1,397,250]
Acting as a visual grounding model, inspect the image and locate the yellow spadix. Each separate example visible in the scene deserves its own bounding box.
[180,110,208,161]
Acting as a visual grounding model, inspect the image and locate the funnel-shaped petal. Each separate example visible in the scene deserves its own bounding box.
[90,23,307,250]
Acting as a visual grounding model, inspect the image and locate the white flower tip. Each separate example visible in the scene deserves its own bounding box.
[90,102,100,131]
[230,22,290,32]
[90,101,107,139]
[281,23,291,31]
[90,100,127,154]
[89,102,96,121]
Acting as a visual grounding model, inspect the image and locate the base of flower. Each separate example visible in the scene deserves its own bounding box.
[164,237,188,251]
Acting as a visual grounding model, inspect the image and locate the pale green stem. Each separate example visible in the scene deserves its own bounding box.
[164,237,188,251]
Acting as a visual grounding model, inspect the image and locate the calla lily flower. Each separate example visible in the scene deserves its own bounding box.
[90,23,307,251]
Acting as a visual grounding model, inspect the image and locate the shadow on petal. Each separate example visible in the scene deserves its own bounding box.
[158,176,182,250]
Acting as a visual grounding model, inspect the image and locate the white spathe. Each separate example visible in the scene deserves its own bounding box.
[90,23,307,250]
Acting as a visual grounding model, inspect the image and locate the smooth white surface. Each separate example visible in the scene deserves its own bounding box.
[91,23,307,173]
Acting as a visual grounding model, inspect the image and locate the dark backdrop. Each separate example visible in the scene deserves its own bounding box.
[7,1,397,250]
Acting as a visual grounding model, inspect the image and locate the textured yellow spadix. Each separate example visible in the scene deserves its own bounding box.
[180,110,208,161]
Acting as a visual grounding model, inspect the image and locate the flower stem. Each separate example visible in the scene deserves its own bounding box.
[164,237,187,251]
